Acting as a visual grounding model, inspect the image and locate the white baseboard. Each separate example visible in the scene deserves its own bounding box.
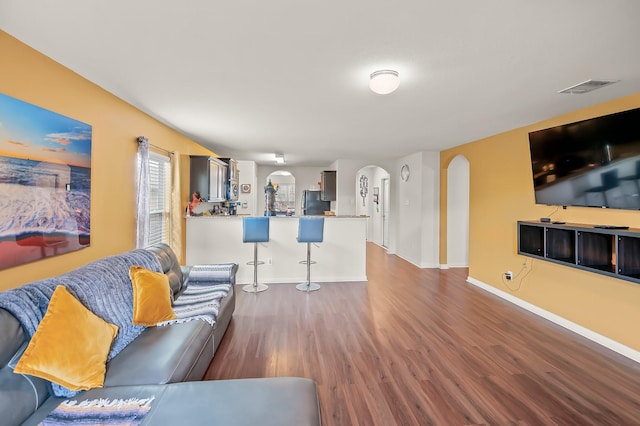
[440,264,468,269]
[368,241,387,250]
[394,253,420,268]
[393,253,440,269]
[467,276,640,364]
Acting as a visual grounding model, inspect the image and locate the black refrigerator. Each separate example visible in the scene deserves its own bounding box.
[302,190,330,215]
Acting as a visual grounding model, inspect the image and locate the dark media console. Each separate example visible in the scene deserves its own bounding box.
[518,220,640,284]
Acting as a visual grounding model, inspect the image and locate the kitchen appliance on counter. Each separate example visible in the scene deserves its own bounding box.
[227,201,238,215]
[302,190,331,215]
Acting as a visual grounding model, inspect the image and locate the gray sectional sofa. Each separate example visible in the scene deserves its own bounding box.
[0,243,321,425]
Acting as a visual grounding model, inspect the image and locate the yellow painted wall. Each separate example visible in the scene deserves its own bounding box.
[0,31,215,290]
[440,93,640,351]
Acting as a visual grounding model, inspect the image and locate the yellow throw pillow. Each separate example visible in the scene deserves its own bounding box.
[14,285,119,391]
[129,265,176,326]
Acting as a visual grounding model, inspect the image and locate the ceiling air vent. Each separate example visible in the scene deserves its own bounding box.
[558,79,618,94]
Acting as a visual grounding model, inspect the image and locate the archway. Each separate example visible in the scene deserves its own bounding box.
[446,155,470,267]
[265,170,296,215]
[355,165,390,246]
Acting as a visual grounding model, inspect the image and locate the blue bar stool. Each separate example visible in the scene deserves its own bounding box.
[296,217,324,292]
[242,217,269,293]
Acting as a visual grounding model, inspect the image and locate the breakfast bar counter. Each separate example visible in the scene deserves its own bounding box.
[186,216,367,284]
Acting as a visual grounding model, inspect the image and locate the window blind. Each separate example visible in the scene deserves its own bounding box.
[149,152,171,246]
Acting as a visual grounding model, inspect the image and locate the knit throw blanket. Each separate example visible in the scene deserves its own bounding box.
[39,397,154,425]
[0,249,162,397]
[187,263,237,284]
[157,264,234,327]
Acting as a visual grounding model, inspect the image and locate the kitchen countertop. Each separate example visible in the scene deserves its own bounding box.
[186,215,369,219]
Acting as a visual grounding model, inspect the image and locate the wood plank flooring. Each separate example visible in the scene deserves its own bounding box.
[204,243,640,425]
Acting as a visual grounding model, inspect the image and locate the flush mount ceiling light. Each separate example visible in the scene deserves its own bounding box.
[274,153,285,164]
[369,70,400,95]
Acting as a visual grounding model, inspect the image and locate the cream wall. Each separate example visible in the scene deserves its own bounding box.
[440,93,640,351]
[394,152,440,267]
[236,160,258,216]
[0,31,215,290]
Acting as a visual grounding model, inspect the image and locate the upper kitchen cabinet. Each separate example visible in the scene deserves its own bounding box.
[190,156,227,202]
[218,158,239,201]
[321,170,336,201]
[218,158,239,181]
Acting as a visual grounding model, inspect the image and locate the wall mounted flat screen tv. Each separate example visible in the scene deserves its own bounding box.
[529,107,640,210]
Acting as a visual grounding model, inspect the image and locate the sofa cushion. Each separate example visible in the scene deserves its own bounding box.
[21,378,322,426]
[14,286,119,392]
[104,320,213,386]
[129,266,177,326]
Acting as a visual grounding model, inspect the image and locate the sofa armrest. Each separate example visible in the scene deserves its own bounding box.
[186,263,238,285]
[180,265,192,279]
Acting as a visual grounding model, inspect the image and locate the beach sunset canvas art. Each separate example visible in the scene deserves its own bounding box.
[0,93,91,270]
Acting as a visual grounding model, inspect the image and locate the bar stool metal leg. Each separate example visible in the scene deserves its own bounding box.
[243,242,268,293]
[296,242,320,292]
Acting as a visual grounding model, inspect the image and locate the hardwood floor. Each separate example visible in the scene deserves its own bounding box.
[204,243,640,425]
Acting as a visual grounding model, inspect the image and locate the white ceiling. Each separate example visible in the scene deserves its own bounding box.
[2,0,639,166]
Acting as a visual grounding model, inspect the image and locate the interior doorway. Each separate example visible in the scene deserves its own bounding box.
[355,165,390,246]
[446,155,470,267]
[265,171,296,216]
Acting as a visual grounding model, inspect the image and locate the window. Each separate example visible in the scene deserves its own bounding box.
[149,152,171,245]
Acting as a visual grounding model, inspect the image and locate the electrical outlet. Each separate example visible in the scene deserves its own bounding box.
[505,271,513,281]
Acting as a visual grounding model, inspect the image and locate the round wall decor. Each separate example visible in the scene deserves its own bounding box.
[400,164,410,182]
